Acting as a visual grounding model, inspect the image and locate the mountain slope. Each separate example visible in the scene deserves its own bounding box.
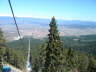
[6,35,96,56]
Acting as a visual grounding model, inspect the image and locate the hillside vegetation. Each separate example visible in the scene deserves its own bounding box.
[0,17,96,72]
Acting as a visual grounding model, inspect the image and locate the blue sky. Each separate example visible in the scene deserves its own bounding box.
[0,0,96,21]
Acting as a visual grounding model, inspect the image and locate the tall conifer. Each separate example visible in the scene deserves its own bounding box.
[43,17,63,72]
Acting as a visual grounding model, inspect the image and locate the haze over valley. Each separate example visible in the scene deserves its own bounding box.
[0,16,96,41]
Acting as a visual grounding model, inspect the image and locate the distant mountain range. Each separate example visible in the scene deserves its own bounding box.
[0,16,96,41]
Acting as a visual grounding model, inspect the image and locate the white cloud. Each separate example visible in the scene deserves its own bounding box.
[0,14,12,17]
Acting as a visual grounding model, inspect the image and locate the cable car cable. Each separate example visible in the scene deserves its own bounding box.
[8,0,22,39]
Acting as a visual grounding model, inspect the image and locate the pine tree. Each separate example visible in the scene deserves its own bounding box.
[0,28,4,42]
[66,48,75,71]
[0,28,5,71]
[4,48,12,63]
[33,58,40,72]
[43,17,63,72]
[0,47,3,71]
[87,56,96,72]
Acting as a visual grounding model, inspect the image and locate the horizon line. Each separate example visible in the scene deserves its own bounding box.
[0,15,96,22]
